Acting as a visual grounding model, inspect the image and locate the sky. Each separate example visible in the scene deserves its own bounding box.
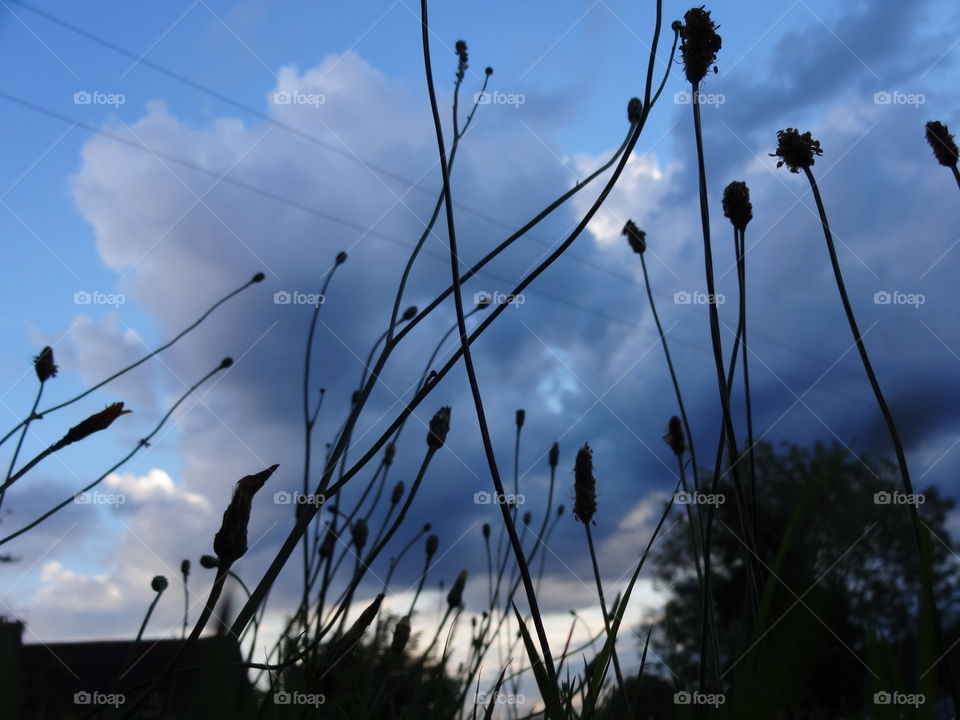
[0,0,959,707]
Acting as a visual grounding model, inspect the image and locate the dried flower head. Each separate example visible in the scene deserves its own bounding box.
[34,346,57,383]
[722,181,753,232]
[447,569,468,608]
[771,128,823,173]
[213,464,279,565]
[455,40,469,80]
[220,357,234,369]
[384,443,396,466]
[515,409,525,428]
[402,306,418,321]
[151,575,168,593]
[251,272,265,283]
[351,518,369,551]
[427,406,451,450]
[522,511,532,526]
[338,594,383,654]
[678,7,722,85]
[573,443,597,524]
[622,220,647,255]
[925,121,959,168]
[391,614,411,654]
[485,66,494,76]
[180,559,190,579]
[557,504,565,517]
[319,525,336,558]
[482,523,490,539]
[663,416,686,457]
[426,533,439,558]
[52,402,132,451]
[390,480,405,505]
[199,554,219,569]
[335,251,348,265]
[549,441,559,469]
[627,97,642,124]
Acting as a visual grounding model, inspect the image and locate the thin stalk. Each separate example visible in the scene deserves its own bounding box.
[804,165,960,711]
[584,523,629,708]
[0,361,228,546]
[0,274,261,449]
[0,382,45,512]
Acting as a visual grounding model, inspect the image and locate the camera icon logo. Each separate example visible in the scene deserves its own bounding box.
[474,491,492,505]
[874,91,892,105]
[674,291,691,304]
[274,491,292,505]
[874,491,891,505]
[74,691,92,705]
[274,291,291,305]
[673,91,692,105]
[874,291,891,304]
[273,91,292,105]
[674,691,692,705]
[74,91,92,105]
[74,291,92,305]
[274,691,291,705]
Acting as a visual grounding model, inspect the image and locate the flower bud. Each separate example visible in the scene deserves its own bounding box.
[52,402,132,451]
[213,465,279,565]
[447,569,468,608]
[622,220,647,255]
[151,575,168,593]
[351,518,369,551]
[515,409,525,428]
[391,480,405,505]
[199,555,219,569]
[33,346,58,383]
[678,7,722,85]
[925,121,959,168]
[427,406,451,450]
[573,444,596,524]
[251,272,265,283]
[391,615,411,654]
[771,128,823,173]
[663,416,686,458]
[549,441,559,469]
[426,533,439,558]
[722,181,753,232]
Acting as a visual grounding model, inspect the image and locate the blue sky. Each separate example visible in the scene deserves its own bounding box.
[1,0,959,700]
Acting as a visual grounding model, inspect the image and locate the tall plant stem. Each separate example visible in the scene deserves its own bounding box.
[584,523,629,708]
[803,165,960,711]
[419,0,556,687]
[0,382,45,512]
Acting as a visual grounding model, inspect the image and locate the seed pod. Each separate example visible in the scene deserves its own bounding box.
[678,6,722,85]
[771,128,823,173]
[33,346,58,383]
[199,555,219,569]
[251,272,265,283]
[402,306,418,321]
[627,97,642,124]
[335,251,348,265]
[351,518,369,551]
[337,594,384,656]
[151,575,168,593]
[925,121,959,168]
[447,570,468,608]
[390,480,405,505]
[557,504,565,517]
[384,443,396,467]
[391,615,411,654]
[522,511,532,526]
[213,465,279,566]
[485,66,493,76]
[621,220,647,255]
[220,357,234,369]
[722,181,753,232]
[515,409,525,428]
[663,416,686,458]
[426,534,439,558]
[51,402,132,451]
[180,559,190,580]
[573,444,597,524]
[319,525,336,559]
[482,523,490,540]
[427,406,451,450]
[549,441,559,469]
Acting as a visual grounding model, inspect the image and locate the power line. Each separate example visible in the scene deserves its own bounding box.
[4,0,866,382]
[0,91,876,411]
